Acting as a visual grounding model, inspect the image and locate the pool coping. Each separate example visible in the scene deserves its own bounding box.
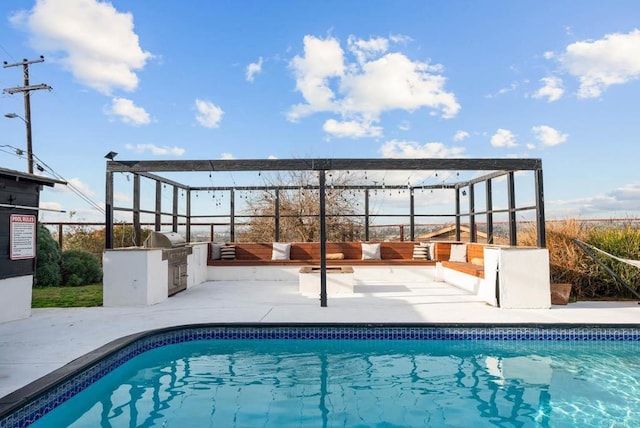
[2,322,640,426]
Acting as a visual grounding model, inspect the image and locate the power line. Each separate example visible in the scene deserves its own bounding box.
[3,56,52,173]
[30,152,105,214]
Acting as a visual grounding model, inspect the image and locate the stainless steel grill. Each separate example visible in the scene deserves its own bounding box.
[144,231,192,296]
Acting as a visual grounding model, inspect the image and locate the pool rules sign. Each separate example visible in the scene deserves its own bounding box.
[10,214,37,260]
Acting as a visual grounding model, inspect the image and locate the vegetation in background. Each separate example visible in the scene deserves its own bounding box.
[36,223,104,287]
[36,224,62,287]
[61,224,152,262]
[32,284,102,308]
[521,219,640,300]
[238,171,362,242]
[61,250,103,286]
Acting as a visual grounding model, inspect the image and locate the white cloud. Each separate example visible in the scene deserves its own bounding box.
[48,177,93,197]
[11,0,152,95]
[453,130,469,142]
[560,29,640,98]
[348,35,389,64]
[374,140,465,189]
[531,125,568,146]
[486,81,519,98]
[553,183,640,216]
[220,153,234,159]
[380,139,465,158]
[532,76,564,102]
[288,35,345,121]
[267,155,278,160]
[195,99,224,128]
[490,129,517,148]
[389,34,413,44]
[246,56,263,82]
[39,201,64,212]
[106,97,150,125]
[125,143,185,156]
[66,177,96,197]
[323,119,383,138]
[288,34,459,138]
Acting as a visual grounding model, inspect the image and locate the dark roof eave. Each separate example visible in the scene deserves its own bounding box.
[0,167,66,187]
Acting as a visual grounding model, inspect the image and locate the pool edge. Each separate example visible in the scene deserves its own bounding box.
[2,322,640,425]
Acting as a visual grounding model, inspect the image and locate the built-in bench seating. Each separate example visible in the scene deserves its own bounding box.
[208,242,437,266]
[205,240,553,309]
[437,242,486,278]
[208,241,487,279]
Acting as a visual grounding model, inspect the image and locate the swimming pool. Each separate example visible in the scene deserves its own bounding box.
[2,324,640,427]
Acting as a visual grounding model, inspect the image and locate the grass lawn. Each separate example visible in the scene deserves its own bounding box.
[32,284,103,308]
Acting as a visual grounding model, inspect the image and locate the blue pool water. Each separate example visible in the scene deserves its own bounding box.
[29,337,640,427]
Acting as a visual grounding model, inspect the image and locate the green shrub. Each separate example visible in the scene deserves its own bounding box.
[587,224,640,299]
[36,224,62,287]
[61,250,103,286]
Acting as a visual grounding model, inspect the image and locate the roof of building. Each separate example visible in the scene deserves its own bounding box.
[0,167,66,187]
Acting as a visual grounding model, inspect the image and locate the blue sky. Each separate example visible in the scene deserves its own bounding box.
[1,0,640,224]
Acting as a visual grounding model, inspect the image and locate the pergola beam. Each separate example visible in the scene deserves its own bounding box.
[106,158,542,174]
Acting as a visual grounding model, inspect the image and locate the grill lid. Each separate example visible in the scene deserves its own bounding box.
[144,231,186,248]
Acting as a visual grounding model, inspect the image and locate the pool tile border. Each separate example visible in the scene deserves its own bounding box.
[2,323,640,427]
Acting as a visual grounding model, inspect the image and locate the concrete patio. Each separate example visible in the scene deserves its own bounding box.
[1,278,640,399]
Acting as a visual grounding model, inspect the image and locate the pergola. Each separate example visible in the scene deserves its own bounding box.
[106,158,545,306]
[106,157,545,244]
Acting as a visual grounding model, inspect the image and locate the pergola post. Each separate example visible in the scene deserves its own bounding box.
[274,189,280,242]
[468,184,476,243]
[409,188,415,241]
[485,179,493,244]
[154,181,161,231]
[535,168,546,247]
[172,186,178,233]
[105,170,114,249]
[507,171,517,245]
[364,189,370,241]
[319,169,327,307]
[229,188,235,242]
[455,188,461,241]
[133,174,141,246]
[186,190,192,242]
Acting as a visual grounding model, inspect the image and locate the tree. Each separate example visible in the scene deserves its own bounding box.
[237,171,363,242]
[36,223,62,286]
[63,224,153,257]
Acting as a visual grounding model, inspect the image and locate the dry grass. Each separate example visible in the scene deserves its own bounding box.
[520,219,640,300]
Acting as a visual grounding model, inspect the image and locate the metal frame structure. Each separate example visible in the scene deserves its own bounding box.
[105,158,546,307]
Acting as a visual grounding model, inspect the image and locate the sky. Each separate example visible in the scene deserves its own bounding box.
[1,0,640,226]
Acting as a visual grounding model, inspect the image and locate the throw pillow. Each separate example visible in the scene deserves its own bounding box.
[326,252,345,260]
[361,243,381,260]
[412,245,428,260]
[220,245,236,260]
[449,244,467,262]
[210,243,222,260]
[471,257,484,267]
[419,241,435,260]
[271,242,291,260]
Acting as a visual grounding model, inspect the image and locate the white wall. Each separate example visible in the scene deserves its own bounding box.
[0,275,32,323]
[497,248,551,309]
[187,242,208,288]
[103,248,168,306]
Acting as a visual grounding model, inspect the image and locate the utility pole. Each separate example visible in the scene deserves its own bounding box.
[3,56,52,174]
